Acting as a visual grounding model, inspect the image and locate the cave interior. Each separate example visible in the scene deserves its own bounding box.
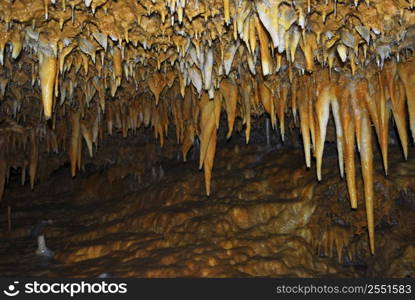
[0,0,415,277]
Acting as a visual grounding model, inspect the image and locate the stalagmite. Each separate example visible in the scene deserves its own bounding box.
[223,0,230,25]
[398,60,415,142]
[376,74,390,175]
[298,85,311,168]
[339,86,357,209]
[241,80,252,144]
[199,93,219,196]
[81,120,93,158]
[391,79,409,159]
[255,17,273,76]
[315,76,332,181]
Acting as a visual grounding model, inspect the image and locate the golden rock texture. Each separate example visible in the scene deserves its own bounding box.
[1,0,415,256]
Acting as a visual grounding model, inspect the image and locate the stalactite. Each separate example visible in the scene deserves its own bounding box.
[258,80,276,129]
[38,51,58,119]
[298,82,311,168]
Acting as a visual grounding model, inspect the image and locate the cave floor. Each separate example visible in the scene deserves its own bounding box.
[0,140,414,278]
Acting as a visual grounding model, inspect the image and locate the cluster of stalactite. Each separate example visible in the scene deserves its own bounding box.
[2,0,415,254]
